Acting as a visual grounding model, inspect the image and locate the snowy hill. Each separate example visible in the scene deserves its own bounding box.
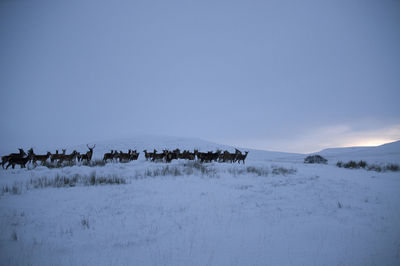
[2,135,304,164]
[317,140,400,164]
[0,136,399,266]
[3,135,398,165]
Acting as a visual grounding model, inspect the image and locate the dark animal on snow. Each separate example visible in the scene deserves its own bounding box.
[235,151,249,164]
[51,149,66,163]
[1,148,26,169]
[143,150,155,161]
[103,150,115,162]
[59,150,79,164]
[152,149,165,162]
[27,148,51,166]
[79,144,95,162]
[6,154,31,169]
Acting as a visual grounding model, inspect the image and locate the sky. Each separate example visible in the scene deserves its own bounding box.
[0,0,399,153]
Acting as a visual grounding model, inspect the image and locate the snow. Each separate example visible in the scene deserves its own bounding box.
[0,137,399,265]
[317,140,400,164]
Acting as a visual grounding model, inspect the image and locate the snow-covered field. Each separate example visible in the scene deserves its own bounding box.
[0,136,399,266]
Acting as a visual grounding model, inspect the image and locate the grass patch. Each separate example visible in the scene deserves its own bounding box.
[1,172,126,196]
[82,159,107,167]
[271,165,297,176]
[87,171,126,185]
[42,161,76,169]
[138,163,219,178]
[81,217,90,229]
[38,159,106,169]
[11,231,18,241]
[1,182,22,195]
[337,160,400,172]
[228,165,296,177]
[228,166,270,177]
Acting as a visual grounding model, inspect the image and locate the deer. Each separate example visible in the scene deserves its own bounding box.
[27,148,51,166]
[103,150,115,162]
[112,150,120,161]
[236,151,249,164]
[59,150,79,164]
[163,150,174,163]
[6,153,31,169]
[1,148,26,169]
[152,149,165,162]
[143,150,154,161]
[118,150,132,162]
[181,150,196,160]
[194,150,214,163]
[51,149,66,163]
[221,150,237,163]
[129,150,139,161]
[79,144,95,162]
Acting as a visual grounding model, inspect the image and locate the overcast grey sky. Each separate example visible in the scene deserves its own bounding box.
[1,0,399,153]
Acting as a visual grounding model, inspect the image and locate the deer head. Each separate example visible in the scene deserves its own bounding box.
[19,148,27,156]
[87,144,95,152]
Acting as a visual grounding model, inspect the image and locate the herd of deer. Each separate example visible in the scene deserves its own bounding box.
[1,145,249,170]
[1,145,96,169]
[143,149,249,164]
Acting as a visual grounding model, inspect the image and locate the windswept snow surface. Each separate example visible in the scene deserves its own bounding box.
[0,137,399,266]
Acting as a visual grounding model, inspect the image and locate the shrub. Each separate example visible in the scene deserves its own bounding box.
[304,155,328,164]
[337,160,399,173]
[343,161,359,169]
[385,163,399,172]
[359,160,367,168]
[367,164,382,172]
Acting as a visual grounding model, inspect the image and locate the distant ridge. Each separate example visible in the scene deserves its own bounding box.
[316,140,400,164]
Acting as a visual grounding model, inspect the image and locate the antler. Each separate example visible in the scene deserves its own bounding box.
[87,144,96,149]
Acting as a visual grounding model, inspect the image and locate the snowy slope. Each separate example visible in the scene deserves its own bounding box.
[0,136,399,266]
[0,135,305,164]
[317,140,400,164]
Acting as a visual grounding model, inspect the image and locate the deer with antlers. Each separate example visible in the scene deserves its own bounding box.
[79,144,95,162]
